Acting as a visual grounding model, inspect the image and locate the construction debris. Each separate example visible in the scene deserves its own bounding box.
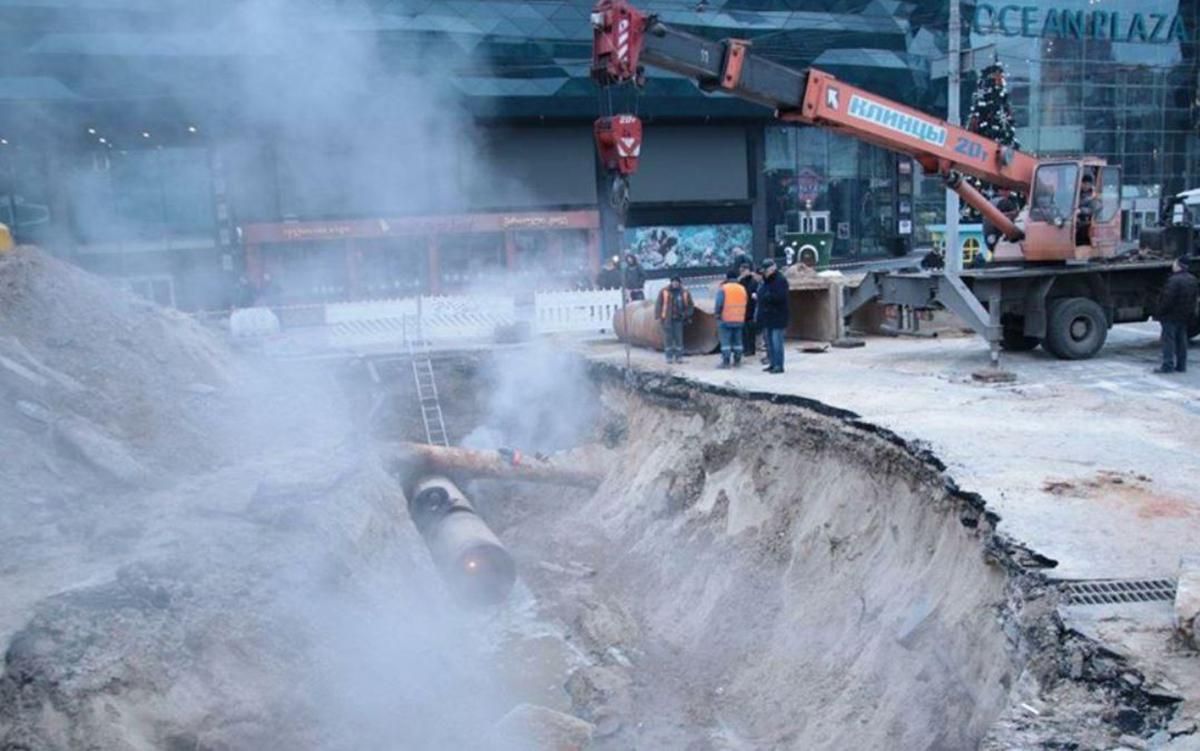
[491,704,594,751]
[1175,555,1200,650]
[972,367,1018,384]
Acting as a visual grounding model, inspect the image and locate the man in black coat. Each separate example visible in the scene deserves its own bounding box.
[1155,257,1199,373]
[596,255,621,289]
[624,253,646,301]
[738,261,759,356]
[757,259,790,374]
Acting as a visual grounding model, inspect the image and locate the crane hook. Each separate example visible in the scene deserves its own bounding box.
[609,174,631,213]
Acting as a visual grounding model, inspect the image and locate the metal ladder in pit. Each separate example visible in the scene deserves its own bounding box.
[404,316,449,447]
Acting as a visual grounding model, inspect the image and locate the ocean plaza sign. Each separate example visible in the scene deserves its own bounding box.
[971,5,1190,44]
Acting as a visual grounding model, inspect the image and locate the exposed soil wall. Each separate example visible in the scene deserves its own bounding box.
[494,365,1053,750]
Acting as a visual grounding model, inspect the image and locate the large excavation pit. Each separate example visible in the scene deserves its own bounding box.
[363,349,1150,750]
[0,262,1163,751]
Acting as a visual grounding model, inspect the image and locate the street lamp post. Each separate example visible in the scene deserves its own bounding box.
[944,0,962,274]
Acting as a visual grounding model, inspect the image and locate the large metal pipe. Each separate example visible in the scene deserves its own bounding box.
[612,299,719,354]
[383,442,602,489]
[409,475,517,606]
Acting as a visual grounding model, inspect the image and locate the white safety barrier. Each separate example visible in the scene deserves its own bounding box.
[229,307,281,339]
[533,288,623,334]
[325,294,517,348]
[243,289,640,351]
[418,295,517,341]
[324,297,419,348]
[325,297,417,324]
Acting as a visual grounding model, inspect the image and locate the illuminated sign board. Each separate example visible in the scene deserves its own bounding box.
[971,5,1189,44]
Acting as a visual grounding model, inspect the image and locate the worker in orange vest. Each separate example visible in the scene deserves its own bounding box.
[655,276,694,364]
[714,269,748,368]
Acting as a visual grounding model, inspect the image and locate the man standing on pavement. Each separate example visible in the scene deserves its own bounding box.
[714,270,748,369]
[738,261,759,358]
[624,253,646,301]
[655,275,694,364]
[757,258,790,374]
[1155,257,1198,374]
[596,255,621,289]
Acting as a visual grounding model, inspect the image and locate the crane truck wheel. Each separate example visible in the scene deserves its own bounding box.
[1044,297,1108,360]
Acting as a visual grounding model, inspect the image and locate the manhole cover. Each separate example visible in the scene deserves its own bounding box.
[1060,579,1176,606]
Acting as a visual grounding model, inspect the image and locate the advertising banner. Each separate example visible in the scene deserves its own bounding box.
[625,223,752,270]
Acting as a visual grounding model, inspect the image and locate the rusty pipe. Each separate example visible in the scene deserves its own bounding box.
[409,475,516,606]
[383,442,602,489]
[612,299,719,355]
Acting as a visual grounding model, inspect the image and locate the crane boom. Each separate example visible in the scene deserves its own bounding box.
[590,0,1036,241]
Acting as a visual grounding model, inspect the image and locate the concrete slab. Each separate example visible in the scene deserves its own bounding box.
[583,323,1200,581]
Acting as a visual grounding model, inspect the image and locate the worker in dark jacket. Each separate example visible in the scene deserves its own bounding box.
[596,255,621,289]
[655,276,694,364]
[757,259,790,373]
[1155,257,1198,373]
[624,253,646,301]
[738,261,759,356]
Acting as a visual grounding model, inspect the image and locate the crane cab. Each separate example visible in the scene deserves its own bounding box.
[1005,159,1121,263]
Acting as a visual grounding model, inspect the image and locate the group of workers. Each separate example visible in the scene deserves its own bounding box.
[653,256,791,374]
[596,253,646,300]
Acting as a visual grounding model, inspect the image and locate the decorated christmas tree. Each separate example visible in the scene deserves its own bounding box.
[961,62,1020,221]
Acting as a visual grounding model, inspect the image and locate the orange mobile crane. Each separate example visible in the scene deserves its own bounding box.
[591,0,1198,363]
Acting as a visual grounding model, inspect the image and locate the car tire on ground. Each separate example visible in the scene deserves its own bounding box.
[1043,297,1108,360]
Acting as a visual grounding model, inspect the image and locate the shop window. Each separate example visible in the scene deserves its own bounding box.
[440,234,505,289]
[262,243,349,304]
[357,239,427,297]
[68,147,211,247]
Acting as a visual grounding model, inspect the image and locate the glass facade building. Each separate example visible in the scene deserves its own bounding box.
[967,1,1200,243]
[0,0,1195,307]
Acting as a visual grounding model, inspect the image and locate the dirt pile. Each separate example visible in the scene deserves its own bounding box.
[0,248,525,750]
[0,247,235,488]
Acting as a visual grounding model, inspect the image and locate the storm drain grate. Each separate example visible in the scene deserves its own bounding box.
[1060,579,1176,606]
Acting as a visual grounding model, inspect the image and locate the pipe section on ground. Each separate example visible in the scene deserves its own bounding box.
[409,475,516,606]
[383,442,602,489]
[612,299,719,354]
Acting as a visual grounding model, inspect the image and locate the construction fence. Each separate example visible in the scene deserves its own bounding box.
[228,288,626,350]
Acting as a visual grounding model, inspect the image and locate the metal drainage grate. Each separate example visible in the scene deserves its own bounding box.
[1060,579,1176,606]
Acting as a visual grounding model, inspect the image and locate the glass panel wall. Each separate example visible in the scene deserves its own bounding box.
[765,126,900,260]
[67,146,213,251]
[969,1,1198,208]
